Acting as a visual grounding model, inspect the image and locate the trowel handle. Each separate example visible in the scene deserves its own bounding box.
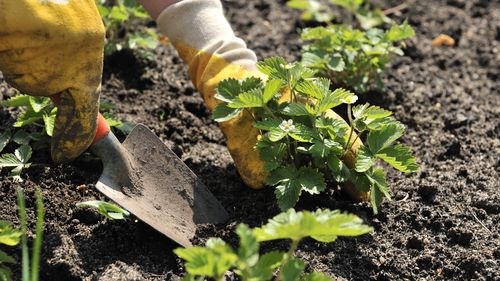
[49,95,111,144]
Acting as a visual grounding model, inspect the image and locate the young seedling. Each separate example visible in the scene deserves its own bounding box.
[287,0,392,29]
[97,0,159,59]
[213,57,418,213]
[300,21,415,93]
[76,201,130,220]
[175,208,373,281]
[0,220,22,281]
[16,188,44,281]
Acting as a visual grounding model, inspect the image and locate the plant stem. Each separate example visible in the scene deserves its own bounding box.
[344,104,354,154]
[31,189,44,281]
[280,239,300,275]
[16,189,30,281]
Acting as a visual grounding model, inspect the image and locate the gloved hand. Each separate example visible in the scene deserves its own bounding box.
[0,0,105,163]
[152,0,368,201]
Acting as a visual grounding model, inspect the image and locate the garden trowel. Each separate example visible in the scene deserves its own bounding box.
[89,113,229,247]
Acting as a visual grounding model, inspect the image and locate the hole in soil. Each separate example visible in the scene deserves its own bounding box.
[103,49,151,90]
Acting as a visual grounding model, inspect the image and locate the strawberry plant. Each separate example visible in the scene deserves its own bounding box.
[97,0,159,59]
[0,189,44,281]
[175,208,373,281]
[287,0,392,29]
[76,200,130,220]
[213,57,418,213]
[300,21,414,93]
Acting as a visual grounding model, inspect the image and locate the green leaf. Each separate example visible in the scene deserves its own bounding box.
[354,146,375,172]
[1,95,30,107]
[212,104,243,122]
[352,104,392,120]
[367,123,405,153]
[14,108,43,127]
[274,178,302,211]
[257,141,287,172]
[302,272,333,281]
[257,57,289,80]
[295,78,330,100]
[289,123,316,143]
[0,250,15,264]
[268,129,288,142]
[228,89,264,108]
[255,118,283,131]
[236,224,259,267]
[385,21,415,42]
[0,221,22,246]
[364,168,391,214]
[309,139,342,161]
[248,251,285,281]
[327,55,345,72]
[216,78,243,102]
[174,238,237,279]
[76,201,130,220]
[318,88,354,113]
[377,144,418,173]
[29,97,51,113]
[0,130,11,153]
[254,209,373,243]
[327,155,350,183]
[281,103,310,116]
[0,266,12,281]
[43,108,57,136]
[109,5,129,22]
[298,167,326,195]
[280,258,305,281]
[0,145,32,179]
[263,79,284,103]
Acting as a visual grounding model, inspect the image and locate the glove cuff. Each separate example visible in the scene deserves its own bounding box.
[156,0,258,70]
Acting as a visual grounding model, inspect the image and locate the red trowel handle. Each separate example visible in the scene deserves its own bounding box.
[50,95,110,144]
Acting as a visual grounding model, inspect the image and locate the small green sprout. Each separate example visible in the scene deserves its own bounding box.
[97,0,159,58]
[76,200,130,220]
[300,21,415,93]
[213,57,418,213]
[175,208,372,281]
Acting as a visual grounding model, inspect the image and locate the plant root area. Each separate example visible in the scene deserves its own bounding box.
[0,0,498,280]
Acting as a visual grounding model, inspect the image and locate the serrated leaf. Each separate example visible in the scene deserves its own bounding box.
[385,21,415,42]
[301,52,325,68]
[302,272,333,281]
[76,201,130,220]
[0,221,22,246]
[274,179,302,211]
[281,103,310,116]
[43,108,57,136]
[1,95,30,107]
[29,96,51,113]
[367,123,405,153]
[298,167,326,194]
[327,155,350,183]
[327,54,345,72]
[0,131,11,153]
[318,88,354,113]
[364,168,391,214]
[349,171,372,193]
[236,224,259,267]
[216,78,243,102]
[254,209,373,242]
[268,129,288,142]
[174,238,237,279]
[248,251,285,281]
[14,108,43,127]
[228,89,264,108]
[0,250,15,264]
[354,146,375,172]
[257,57,288,80]
[296,79,329,100]
[289,123,316,143]
[280,258,305,281]
[258,141,287,172]
[263,79,284,103]
[212,104,242,122]
[255,118,283,131]
[377,144,418,173]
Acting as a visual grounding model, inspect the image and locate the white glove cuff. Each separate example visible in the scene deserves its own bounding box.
[156,0,258,70]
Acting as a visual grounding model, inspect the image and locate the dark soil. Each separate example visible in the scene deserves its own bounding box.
[1,0,499,280]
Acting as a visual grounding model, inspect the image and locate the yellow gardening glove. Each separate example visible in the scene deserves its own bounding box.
[155,0,368,201]
[0,0,105,163]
